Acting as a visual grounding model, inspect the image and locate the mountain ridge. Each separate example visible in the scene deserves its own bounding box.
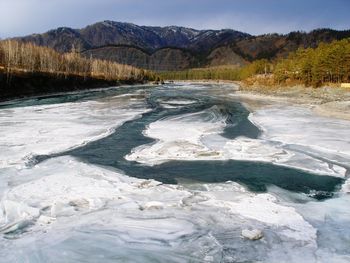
[13,21,350,71]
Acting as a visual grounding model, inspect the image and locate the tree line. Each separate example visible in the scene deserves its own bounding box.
[274,39,350,86]
[159,66,241,81]
[159,60,273,82]
[160,39,350,87]
[0,40,156,81]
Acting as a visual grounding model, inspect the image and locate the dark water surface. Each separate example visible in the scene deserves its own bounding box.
[25,83,343,199]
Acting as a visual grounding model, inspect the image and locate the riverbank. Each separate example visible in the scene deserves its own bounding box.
[238,82,350,121]
[0,70,147,101]
[174,80,350,121]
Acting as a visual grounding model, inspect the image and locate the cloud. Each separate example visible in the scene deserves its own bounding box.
[0,0,349,38]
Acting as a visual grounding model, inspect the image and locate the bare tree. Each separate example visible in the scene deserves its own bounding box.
[0,40,154,81]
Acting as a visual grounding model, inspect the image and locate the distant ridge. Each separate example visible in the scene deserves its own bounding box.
[14,21,350,71]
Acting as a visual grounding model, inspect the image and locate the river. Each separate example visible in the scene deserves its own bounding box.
[0,83,349,262]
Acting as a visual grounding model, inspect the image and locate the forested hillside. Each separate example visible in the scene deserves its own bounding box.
[274,39,350,86]
[160,39,350,87]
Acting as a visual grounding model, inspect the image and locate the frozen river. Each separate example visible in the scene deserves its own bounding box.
[0,83,349,262]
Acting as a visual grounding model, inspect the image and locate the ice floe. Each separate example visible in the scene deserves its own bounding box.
[126,106,227,164]
[126,106,349,177]
[341,178,350,193]
[158,98,198,109]
[241,228,264,240]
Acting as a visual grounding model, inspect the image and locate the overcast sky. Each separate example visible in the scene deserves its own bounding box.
[1,0,349,38]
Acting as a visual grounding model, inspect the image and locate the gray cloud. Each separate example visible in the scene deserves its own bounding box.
[1,0,349,38]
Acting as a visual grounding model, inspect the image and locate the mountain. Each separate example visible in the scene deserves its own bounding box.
[14,21,250,71]
[232,29,350,61]
[14,21,350,71]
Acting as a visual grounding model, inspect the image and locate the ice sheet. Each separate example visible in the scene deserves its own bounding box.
[249,106,350,168]
[0,95,149,169]
[0,156,319,262]
[268,185,350,263]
